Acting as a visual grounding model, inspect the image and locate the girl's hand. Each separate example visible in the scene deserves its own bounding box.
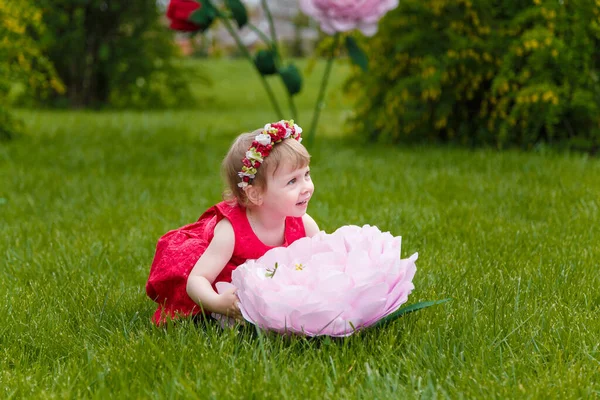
[217,287,243,321]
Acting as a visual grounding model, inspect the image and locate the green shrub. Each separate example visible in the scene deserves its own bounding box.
[0,107,24,141]
[35,0,193,109]
[0,0,62,139]
[347,0,600,151]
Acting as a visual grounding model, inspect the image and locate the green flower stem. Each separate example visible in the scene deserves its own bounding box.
[247,23,272,47]
[260,0,277,47]
[305,33,340,148]
[219,13,283,119]
[260,0,299,121]
[286,87,299,121]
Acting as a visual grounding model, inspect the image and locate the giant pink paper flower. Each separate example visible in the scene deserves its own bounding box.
[299,0,399,36]
[216,225,417,336]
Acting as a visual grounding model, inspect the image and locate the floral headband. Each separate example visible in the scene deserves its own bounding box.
[237,120,303,188]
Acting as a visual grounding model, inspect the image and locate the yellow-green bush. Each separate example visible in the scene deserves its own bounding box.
[348,0,600,150]
[0,0,62,139]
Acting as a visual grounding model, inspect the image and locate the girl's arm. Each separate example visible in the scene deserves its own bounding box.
[302,213,320,237]
[186,218,242,319]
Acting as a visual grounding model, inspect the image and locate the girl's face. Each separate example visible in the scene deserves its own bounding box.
[260,159,314,218]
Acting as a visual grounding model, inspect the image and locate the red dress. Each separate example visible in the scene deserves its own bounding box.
[146,201,306,325]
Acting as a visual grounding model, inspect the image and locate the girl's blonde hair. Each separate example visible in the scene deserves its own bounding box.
[221,129,311,206]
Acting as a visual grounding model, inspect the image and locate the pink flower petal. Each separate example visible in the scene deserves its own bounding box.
[296,309,344,336]
[298,0,398,35]
[214,281,236,294]
[359,22,379,37]
[231,225,417,336]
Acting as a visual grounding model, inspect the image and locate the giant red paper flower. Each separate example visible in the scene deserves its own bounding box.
[299,0,399,36]
[166,0,206,32]
[216,225,417,337]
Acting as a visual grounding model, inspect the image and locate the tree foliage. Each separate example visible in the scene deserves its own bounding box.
[37,0,192,108]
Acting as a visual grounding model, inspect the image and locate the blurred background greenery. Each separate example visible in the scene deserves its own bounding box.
[2,2,600,397]
[1,0,599,148]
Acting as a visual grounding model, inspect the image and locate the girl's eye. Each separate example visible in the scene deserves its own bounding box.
[287,178,296,185]
[305,170,311,177]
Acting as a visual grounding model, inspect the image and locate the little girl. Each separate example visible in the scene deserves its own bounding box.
[146,120,319,325]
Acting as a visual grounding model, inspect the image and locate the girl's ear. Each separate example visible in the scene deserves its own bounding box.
[244,185,263,206]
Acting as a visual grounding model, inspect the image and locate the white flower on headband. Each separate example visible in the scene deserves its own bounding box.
[246,150,263,162]
[255,133,272,146]
[238,120,302,189]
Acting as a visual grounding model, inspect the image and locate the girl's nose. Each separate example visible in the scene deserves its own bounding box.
[303,179,314,194]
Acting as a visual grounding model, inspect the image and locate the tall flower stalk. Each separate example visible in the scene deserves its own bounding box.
[305,33,339,148]
[218,12,284,119]
[260,0,298,121]
[165,0,398,145]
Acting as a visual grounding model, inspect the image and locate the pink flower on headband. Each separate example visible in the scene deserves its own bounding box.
[238,120,303,188]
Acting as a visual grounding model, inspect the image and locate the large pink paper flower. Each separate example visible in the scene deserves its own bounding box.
[299,0,399,36]
[216,225,417,337]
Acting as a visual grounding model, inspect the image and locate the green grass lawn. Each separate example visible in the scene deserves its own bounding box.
[2,59,600,399]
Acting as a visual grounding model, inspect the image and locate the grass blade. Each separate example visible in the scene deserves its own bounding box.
[370,298,452,330]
